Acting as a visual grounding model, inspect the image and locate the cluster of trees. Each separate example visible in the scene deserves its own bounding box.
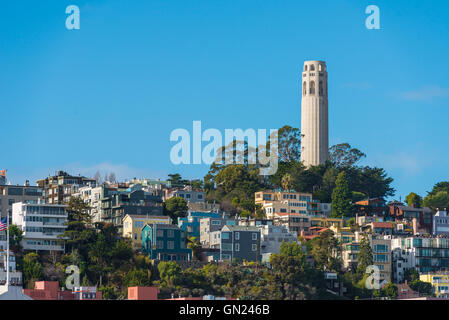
[153,241,336,300]
[202,125,395,218]
[406,182,449,210]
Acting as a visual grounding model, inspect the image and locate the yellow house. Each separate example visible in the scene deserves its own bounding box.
[122,214,172,250]
[311,217,344,229]
[255,190,314,218]
[420,273,449,298]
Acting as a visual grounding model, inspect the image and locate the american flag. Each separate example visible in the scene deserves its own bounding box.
[0,217,7,231]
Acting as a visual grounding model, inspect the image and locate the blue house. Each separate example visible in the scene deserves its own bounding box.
[142,224,192,262]
[178,211,223,240]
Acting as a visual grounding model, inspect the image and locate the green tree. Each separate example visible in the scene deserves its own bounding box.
[167,173,188,188]
[423,191,449,210]
[406,192,423,207]
[23,252,43,289]
[329,143,366,168]
[382,282,398,299]
[356,235,373,279]
[158,261,182,287]
[331,171,353,218]
[403,268,419,282]
[310,230,342,272]
[427,181,449,197]
[277,125,301,163]
[66,196,92,224]
[281,173,293,191]
[8,224,23,252]
[187,236,202,261]
[409,279,433,296]
[124,268,151,288]
[164,197,188,220]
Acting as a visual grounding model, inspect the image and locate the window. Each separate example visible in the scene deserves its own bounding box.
[222,243,232,251]
[235,243,240,251]
[303,81,307,95]
[310,64,315,71]
[252,233,258,240]
[167,241,174,249]
[304,65,308,71]
[235,232,240,240]
[222,232,229,240]
[252,244,257,251]
[309,81,315,94]
[167,230,174,238]
[134,221,144,228]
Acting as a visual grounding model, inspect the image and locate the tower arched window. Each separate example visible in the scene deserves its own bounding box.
[319,81,323,96]
[309,81,315,94]
[318,64,322,72]
[310,65,315,71]
[303,81,307,95]
[304,65,308,71]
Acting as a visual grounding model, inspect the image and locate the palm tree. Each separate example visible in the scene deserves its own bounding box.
[187,236,202,261]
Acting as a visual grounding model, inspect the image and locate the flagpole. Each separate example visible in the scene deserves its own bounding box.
[6,212,9,290]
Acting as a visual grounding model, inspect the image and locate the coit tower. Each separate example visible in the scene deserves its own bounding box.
[300,60,329,167]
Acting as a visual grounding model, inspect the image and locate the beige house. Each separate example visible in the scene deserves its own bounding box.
[122,214,172,251]
[255,190,317,218]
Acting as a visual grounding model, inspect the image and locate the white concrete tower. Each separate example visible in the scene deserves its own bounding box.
[300,60,329,167]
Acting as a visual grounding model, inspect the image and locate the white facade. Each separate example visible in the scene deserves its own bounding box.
[12,202,68,251]
[259,225,297,256]
[73,185,103,223]
[300,60,329,167]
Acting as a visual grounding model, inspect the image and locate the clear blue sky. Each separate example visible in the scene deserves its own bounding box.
[1,0,449,201]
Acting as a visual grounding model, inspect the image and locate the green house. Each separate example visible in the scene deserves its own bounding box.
[142,224,192,261]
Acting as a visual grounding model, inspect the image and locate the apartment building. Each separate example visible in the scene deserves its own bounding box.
[178,211,223,239]
[12,201,68,251]
[341,234,391,283]
[199,216,237,248]
[433,210,449,237]
[391,236,449,283]
[73,184,104,223]
[273,212,310,235]
[259,224,298,262]
[311,217,344,229]
[101,189,163,231]
[122,214,172,251]
[255,190,321,218]
[37,171,96,204]
[420,272,449,298]
[0,182,43,220]
[210,225,261,262]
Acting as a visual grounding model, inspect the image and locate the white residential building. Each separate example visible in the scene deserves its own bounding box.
[259,225,298,262]
[12,201,68,251]
[73,185,103,223]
